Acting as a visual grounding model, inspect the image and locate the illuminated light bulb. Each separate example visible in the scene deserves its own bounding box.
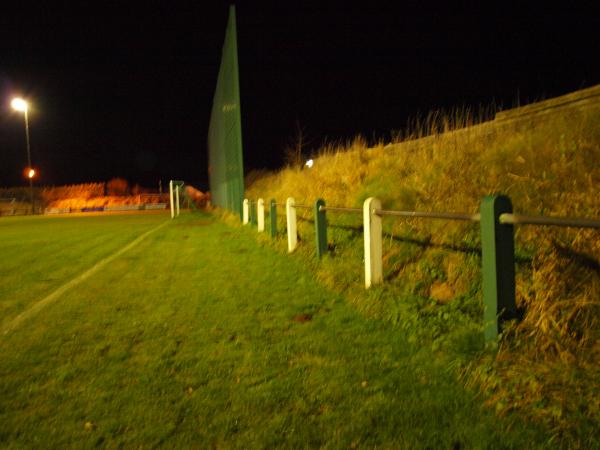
[11,98,28,112]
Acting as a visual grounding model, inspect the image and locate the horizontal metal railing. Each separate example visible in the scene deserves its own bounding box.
[250,197,599,231]
[317,204,481,222]
[499,213,600,228]
[319,205,362,213]
[375,209,480,222]
[317,205,600,228]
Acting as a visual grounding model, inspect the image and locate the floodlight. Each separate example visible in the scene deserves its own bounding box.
[11,98,28,112]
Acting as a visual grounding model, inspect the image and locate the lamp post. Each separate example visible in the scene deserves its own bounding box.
[11,98,34,214]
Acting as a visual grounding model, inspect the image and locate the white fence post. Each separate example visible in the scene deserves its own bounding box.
[286,197,297,253]
[243,199,249,224]
[257,198,265,232]
[285,197,298,253]
[363,197,383,288]
[175,185,180,217]
[169,180,175,219]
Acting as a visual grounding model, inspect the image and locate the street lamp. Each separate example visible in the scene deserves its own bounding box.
[11,97,35,214]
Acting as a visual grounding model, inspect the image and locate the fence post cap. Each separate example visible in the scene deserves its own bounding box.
[363,197,382,208]
[481,194,512,209]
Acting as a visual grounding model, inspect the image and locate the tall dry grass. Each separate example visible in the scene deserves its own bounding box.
[245,103,600,444]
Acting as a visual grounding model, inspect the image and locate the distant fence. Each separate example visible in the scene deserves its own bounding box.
[242,195,600,344]
[0,198,16,216]
[43,203,168,215]
[0,197,43,216]
[0,203,169,217]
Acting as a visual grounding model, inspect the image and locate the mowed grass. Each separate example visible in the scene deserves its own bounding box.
[0,212,169,325]
[0,212,550,448]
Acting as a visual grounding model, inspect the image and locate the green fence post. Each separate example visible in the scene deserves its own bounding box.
[250,201,257,225]
[480,195,517,344]
[314,199,328,259]
[270,199,277,238]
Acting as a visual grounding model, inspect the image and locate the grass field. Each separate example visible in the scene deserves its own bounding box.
[0,211,557,448]
[0,212,168,326]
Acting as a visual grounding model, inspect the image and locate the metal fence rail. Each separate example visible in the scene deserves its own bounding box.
[375,209,480,222]
[319,206,362,213]
[500,213,600,228]
[317,204,481,222]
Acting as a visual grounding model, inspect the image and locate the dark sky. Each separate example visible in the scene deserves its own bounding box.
[0,2,598,191]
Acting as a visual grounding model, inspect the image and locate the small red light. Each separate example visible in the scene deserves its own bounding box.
[23,167,36,179]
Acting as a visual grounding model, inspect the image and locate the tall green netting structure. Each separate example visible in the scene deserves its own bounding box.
[208,5,244,218]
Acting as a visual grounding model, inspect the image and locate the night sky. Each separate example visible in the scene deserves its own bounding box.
[0,2,598,191]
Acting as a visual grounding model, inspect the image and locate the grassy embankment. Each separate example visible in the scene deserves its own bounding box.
[1,213,551,448]
[243,93,600,447]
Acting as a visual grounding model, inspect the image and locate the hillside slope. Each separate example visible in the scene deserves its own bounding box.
[244,85,600,446]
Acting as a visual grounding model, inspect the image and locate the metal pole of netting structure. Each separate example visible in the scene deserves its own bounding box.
[229,5,244,218]
[169,180,175,219]
[175,185,180,217]
[24,109,34,214]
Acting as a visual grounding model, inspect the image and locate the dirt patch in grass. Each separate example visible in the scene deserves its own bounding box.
[292,313,313,323]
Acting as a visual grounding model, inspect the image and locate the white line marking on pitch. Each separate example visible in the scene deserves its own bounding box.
[1,220,170,336]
